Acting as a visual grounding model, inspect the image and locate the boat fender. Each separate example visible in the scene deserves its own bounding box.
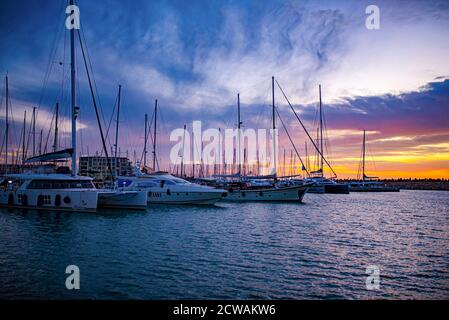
[166,189,171,196]
[22,194,28,206]
[55,194,61,207]
[63,196,71,204]
[8,193,14,205]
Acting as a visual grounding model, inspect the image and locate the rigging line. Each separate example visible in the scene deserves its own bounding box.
[146,111,157,168]
[104,90,119,142]
[79,111,85,156]
[80,28,111,147]
[275,107,308,175]
[43,103,58,154]
[139,110,155,164]
[77,29,114,180]
[0,133,4,158]
[275,79,338,178]
[8,99,19,148]
[36,1,66,114]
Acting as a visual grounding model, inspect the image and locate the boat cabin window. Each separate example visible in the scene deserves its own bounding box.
[117,179,133,188]
[169,177,191,185]
[0,178,22,190]
[136,181,158,188]
[27,179,95,189]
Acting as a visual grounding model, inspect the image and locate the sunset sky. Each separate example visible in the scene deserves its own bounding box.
[0,0,448,178]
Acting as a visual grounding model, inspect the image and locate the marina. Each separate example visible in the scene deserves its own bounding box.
[0,0,448,304]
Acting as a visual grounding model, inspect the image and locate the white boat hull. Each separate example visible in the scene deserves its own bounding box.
[0,189,98,212]
[147,190,225,205]
[223,185,309,202]
[97,190,148,210]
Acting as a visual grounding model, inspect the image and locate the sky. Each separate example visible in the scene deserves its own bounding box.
[0,0,448,178]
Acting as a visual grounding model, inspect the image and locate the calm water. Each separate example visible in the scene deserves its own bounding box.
[0,190,448,299]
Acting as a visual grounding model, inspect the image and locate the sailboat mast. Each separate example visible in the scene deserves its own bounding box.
[32,106,36,156]
[114,85,122,176]
[53,102,59,152]
[144,113,148,168]
[272,76,277,176]
[290,149,293,176]
[237,93,241,175]
[152,99,157,171]
[180,124,186,177]
[283,148,286,177]
[5,76,9,170]
[70,0,77,176]
[39,129,42,155]
[22,110,26,164]
[319,84,324,176]
[305,142,308,175]
[362,129,366,182]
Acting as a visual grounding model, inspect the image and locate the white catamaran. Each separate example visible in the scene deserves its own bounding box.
[1,1,147,211]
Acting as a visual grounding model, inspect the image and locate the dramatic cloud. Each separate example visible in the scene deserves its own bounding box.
[0,0,448,177]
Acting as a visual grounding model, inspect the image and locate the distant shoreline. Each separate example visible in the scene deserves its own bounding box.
[338,179,449,191]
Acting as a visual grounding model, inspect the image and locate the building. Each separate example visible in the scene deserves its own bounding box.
[79,156,132,180]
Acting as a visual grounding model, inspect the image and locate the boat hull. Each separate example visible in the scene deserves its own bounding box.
[147,190,226,205]
[97,190,148,210]
[0,189,98,212]
[306,185,326,194]
[223,184,309,202]
[349,186,400,192]
[324,183,350,194]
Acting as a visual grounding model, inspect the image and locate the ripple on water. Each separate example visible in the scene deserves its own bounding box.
[0,190,448,299]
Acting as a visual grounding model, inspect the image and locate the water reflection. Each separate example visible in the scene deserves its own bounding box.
[0,190,448,299]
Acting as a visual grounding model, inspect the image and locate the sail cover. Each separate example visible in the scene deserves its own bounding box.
[24,148,73,163]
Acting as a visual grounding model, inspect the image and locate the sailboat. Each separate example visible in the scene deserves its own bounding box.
[218,77,312,202]
[304,85,349,194]
[348,130,400,192]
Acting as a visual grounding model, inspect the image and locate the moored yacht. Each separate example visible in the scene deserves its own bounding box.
[222,180,313,202]
[118,168,227,205]
[0,173,98,212]
[304,176,349,194]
